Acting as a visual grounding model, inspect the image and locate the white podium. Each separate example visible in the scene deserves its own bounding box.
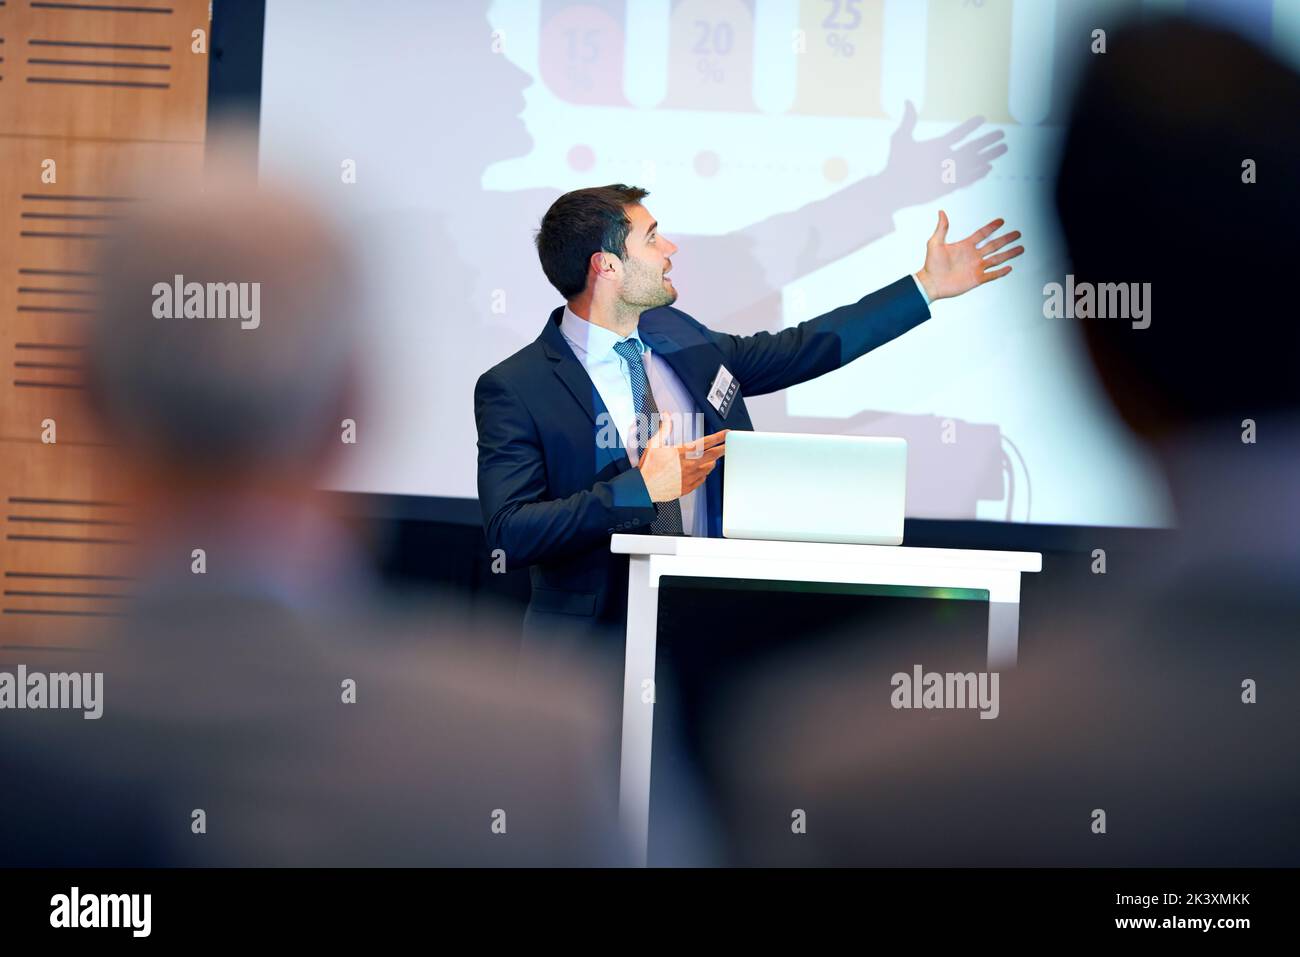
[610,533,1043,866]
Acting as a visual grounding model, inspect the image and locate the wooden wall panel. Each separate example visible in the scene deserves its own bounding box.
[0,137,205,444]
[0,0,210,653]
[0,438,133,659]
[0,0,211,141]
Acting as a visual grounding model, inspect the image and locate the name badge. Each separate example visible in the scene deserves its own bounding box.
[707,364,739,418]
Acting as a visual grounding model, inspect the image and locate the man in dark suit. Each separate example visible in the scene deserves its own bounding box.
[475,185,1023,653]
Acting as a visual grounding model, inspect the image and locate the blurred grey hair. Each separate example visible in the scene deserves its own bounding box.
[89,182,358,474]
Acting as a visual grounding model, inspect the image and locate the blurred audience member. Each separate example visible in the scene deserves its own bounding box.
[702,18,1300,866]
[0,146,622,866]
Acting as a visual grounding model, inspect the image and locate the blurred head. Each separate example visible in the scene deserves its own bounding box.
[89,172,358,496]
[534,184,678,309]
[1054,18,1300,448]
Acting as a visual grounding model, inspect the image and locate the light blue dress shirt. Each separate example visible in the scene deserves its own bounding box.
[559,305,708,537]
[911,273,931,306]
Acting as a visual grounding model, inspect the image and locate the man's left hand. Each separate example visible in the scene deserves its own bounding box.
[914,211,1024,302]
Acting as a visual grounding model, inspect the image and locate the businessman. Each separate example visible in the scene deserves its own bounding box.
[475,185,1022,655]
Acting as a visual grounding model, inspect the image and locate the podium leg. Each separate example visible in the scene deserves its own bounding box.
[618,553,658,867]
[987,599,1020,670]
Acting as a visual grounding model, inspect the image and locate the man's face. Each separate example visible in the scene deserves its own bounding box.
[617,203,679,309]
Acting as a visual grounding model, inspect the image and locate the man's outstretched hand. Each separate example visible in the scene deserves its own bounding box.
[914,211,1024,302]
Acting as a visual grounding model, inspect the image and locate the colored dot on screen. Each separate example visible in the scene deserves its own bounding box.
[823,157,849,182]
[567,145,596,172]
[693,150,720,177]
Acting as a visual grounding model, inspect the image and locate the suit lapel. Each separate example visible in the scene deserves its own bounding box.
[539,309,630,474]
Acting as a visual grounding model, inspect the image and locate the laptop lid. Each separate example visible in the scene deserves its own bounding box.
[722,431,907,545]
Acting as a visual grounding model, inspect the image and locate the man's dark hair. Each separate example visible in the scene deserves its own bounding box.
[535,184,649,299]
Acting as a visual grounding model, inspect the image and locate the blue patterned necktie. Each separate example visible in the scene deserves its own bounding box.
[612,338,684,536]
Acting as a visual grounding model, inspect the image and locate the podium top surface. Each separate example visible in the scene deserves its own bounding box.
[610,534,1042,573]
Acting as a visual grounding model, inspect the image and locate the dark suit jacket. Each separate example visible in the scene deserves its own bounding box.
[474,275,930,648]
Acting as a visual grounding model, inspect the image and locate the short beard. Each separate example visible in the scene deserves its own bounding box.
[621,261,677,310]
[634,285,676,309]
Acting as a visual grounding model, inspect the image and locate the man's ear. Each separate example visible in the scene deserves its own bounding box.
[589,251,619,284]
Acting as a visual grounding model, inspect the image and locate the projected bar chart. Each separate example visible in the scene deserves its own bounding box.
[792,0,887,117]
[921,0,1014,123]
[533,0,1297,120]
[539,0,631,105]
[664,0,757,111]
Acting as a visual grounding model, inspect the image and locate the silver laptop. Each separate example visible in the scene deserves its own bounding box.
[722,431,907,545]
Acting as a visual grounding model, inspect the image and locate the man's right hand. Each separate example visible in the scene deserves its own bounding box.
[637,419,727,503]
